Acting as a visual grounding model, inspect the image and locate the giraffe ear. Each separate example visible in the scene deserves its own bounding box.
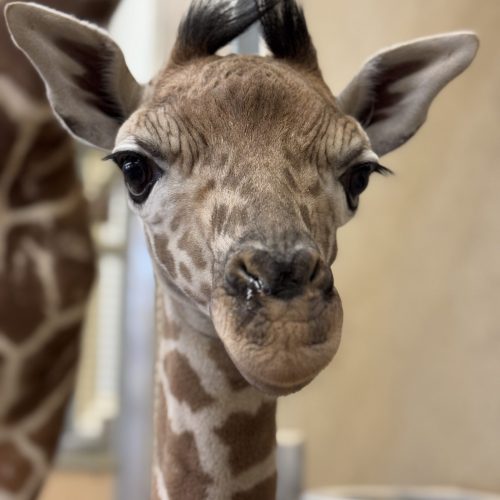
[4,2,143,151]
[338,32,479,157]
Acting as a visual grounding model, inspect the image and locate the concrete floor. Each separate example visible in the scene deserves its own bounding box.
[40,471,114,500]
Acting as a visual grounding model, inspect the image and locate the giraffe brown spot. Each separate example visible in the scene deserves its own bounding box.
[0,441,33,493]
[232,473,277,500]
[196,297,208,307]
[156,392,212,499]
[8,123,75,208]
[200,282,211,300]
[165,351,215,412]
[179,262,192,283]
[170,213,182,232]
[6,322,80,423]
[191,245,208,270]
[0,226,46,344]
[177,231,191,252]
[194,178,216,203]
[215,401,277,476]
[207,341,249,392]
[29,399,68,460]
[211,203,228,235]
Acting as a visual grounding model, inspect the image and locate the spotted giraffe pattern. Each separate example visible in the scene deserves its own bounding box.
[152,293,278,500]
[0,1,118,498]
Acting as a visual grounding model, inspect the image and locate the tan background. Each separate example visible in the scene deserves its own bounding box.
[278,0,500,492]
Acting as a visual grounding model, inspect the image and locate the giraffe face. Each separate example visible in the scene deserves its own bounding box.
[112,57,378,394]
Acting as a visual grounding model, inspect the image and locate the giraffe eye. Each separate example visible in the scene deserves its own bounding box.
[349,165,371,195]
[106,151,162,203]
[341,162,390,211]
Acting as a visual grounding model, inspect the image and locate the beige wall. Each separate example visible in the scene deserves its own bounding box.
[278,0,500,492]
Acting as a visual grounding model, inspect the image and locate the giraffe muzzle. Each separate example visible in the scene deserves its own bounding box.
[211,244,343,396]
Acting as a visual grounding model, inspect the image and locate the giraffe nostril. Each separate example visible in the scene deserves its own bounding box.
[292,248,321,285]
[308,257,321,284]
[225,253,264,297]
[292,249,333,297]
[237,260,264,291]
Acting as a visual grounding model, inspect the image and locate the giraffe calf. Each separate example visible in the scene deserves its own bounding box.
[5,1,478,498]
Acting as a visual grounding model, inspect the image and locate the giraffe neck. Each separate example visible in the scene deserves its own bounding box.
[0,2,118,498]
[0,75,94,499]
[153,288,278,500]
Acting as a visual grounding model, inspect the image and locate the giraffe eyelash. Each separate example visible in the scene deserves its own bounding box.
[102,152,119,164]
[373,164,394,176]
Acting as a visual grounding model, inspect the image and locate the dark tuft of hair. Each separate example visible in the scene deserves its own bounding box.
[172,0,279,64]
[258,0,318,69]
[171,0,318,70]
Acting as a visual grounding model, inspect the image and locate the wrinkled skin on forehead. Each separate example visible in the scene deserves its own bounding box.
[116,56,372,394]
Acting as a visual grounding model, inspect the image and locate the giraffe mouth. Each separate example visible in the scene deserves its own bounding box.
[210,284,343,396]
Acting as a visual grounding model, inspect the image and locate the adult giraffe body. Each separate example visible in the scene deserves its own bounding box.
[0,1,118,498]
[5,1,479,498]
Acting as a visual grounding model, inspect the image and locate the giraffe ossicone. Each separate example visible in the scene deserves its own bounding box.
[4,0,479,498]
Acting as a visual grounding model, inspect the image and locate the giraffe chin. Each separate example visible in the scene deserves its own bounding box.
[210,286,343,396]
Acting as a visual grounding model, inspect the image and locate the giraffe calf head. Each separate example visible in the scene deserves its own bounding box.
[5,0,478,394]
